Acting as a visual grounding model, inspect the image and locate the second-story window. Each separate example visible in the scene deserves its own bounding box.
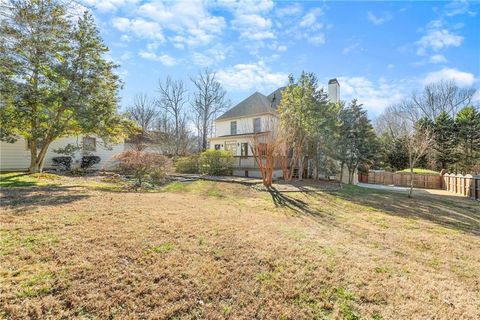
[253,118,261,133]
[230,121,237,135]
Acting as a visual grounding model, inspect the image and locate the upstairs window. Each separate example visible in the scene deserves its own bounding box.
[230,121,237,135]
[82,137,96,152]
[253,118,261,133]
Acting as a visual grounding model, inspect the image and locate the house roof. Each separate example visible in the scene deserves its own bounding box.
[216,91,276,121]
[267,87,286,110]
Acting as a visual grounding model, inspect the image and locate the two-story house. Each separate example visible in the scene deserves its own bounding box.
[209,79,344,180]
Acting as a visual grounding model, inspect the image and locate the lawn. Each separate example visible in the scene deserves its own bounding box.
[1,174,479,319]
[396,168,440,175]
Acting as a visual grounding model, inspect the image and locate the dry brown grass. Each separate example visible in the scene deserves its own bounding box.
[0,179,479,319]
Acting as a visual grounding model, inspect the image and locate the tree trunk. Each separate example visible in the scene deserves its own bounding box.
[29,141,51,173]
[408,160,414,198]
[339,162,344,184]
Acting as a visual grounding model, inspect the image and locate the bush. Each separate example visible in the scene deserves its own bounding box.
[81,156,101,169]
[113,151,168,187]
[52,156,72,171]
[198,150,233,176]
[175,156,199,173]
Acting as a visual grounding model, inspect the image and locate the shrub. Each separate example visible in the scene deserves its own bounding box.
[175,156,199,173]
[81,156,101,169]
[52,156,72,171]
[198,150,233,176]
[113,151,168,187]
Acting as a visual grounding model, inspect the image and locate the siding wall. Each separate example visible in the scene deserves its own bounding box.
[0,136,124,171]
[215,114,277,137]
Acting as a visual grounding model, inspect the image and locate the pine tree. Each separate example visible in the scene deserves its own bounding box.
[0,1,125,172]
[455,106,480,174]
[433,111,458,171]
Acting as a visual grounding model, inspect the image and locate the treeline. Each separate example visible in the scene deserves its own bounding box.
[376,81,479,175]
[126,71,229,156]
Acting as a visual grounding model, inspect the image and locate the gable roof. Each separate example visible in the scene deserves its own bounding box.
[267,87,285,110]
[216,91,275,121]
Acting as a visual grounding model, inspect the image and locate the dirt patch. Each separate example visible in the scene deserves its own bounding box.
[1,181,479,319]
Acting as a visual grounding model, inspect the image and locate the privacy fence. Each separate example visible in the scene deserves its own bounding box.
[358,171,480,200]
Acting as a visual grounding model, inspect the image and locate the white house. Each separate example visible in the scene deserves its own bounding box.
[209,79,356,184]
[0,135,124,171]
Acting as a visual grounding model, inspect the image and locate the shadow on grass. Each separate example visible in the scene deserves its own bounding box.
[327,185,480,236]
[0,186,90,213]
[267,186,333,221]
[0,173,38,187]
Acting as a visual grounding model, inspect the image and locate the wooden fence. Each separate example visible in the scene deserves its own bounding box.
[358,171,480,200]
[442,173,480,200]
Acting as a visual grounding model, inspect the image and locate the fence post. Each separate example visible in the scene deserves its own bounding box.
[475,176,478,200]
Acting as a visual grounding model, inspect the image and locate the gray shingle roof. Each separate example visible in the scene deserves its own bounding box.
[216,91,276,120]
[267,87,285,110]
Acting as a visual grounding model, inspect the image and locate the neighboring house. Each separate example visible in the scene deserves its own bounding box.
[209,78,356,184]
[0,135,124,171]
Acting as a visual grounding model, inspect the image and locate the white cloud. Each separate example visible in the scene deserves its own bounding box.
[232,14,275,40]
[82,0,139,12]
[429,54,447,64]
[337,76,406,114]
[367,11,392,25]
[342,42,361,54]
[416,20,463,55]
[192,45,231,67]
[299,8,323,28]
[216,61,287,92]
[138,51,177,66]
[308,34,326,46]
[276,3,302,18]
[387,64,395,70]
[443,0,477,17]
[112,17,165,41]
[423,68,476,87]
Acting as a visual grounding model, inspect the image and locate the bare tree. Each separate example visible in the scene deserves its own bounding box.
[191,69,229,151]
[411,80,476,121]
[386,106,435,197]
[126,94,158,131]
[158,76,188,155]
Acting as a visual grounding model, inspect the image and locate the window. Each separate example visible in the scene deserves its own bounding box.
[82,137,96,152]
[230,121,237,135]
[253,118,261,133]
[225,141,237,155]
[214,144,221,150]
[241,143,248,157]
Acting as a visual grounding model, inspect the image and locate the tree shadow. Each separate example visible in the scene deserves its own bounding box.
[0,185,90,214]
[326,185,480,236]
[266,186,333,222]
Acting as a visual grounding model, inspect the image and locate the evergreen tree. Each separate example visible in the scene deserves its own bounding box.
[455,106,480,174]
[433,111,458,171]
[0,1,126,172]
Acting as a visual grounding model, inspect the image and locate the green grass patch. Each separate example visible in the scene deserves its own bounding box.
[162,181,188,192]
[162,180,225,198]
[149,243,173,253]
[0,172,60,188]
[17,271,55,298]
[396,168,439,175]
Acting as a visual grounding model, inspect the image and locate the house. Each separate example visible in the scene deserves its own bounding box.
[209,78,355,184]
[0,135,124,171]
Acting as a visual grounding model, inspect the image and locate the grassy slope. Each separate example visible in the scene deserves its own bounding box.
[396,168,439,174]
[0,179,479,319]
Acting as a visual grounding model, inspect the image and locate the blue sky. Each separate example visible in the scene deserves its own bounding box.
[79,0,480,118]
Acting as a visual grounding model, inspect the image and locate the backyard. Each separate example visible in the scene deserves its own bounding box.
[0,173,479,319]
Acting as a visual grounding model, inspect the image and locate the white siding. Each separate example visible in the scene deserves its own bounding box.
[214,114,277,137]
[0,136,124,171]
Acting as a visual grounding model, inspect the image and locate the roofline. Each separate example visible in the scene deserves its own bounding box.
[215,111,278,122]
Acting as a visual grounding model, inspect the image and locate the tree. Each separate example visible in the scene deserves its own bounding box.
[455,106,480,174]
[278,72,324,180]
[335,100,378,184]
[403,124,435,198]
[433,111,458,170]
[411,80,476,121]
[0,1,125,172]
[126,93,158,150]
[191,69,229,151]
[113,150,168,187]
[158,76,188,155]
